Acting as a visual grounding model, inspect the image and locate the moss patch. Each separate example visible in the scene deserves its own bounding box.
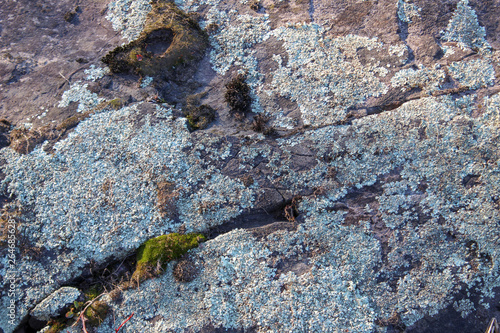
[186,104,216,130]
[224,73,252,119]
[182,92,217,131]
[102,1,208,80]
[132,233,205,282]
[83,285,104,301]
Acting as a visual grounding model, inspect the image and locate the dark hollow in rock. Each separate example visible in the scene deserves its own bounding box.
[101,1,208,81]
[144,28,174,55]
[28,316,47,330]
[224,74,252,118]
[462,174,481,188]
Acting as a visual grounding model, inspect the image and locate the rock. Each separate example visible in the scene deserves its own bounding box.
[30,287,81,322]
[0,0,499,332]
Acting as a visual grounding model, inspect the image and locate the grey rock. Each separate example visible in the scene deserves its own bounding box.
[30,287,81,321]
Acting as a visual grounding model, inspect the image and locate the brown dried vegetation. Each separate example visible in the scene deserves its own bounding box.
[224,73,252,119]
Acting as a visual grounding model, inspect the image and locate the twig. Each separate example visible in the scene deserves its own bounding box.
[115,313,134,333]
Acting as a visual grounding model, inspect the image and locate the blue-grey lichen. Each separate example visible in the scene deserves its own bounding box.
[391,65,446,94]
[442,0,488,50]
[397,0,421,23]
[207,13,270,75]
[482,92,500,127]
[58,81,105,112]
[84,65,110,81]
[0,103,255,332]
[140,76,154,88]
[2,1,500,332]
[106,0,152,43]
[96,225,381,333]
[2,103,254,253]
[268,25,390,126]
[453,298,475,318]
[448,58,495,89]
[30,287,81,321]
[79,92,500,332]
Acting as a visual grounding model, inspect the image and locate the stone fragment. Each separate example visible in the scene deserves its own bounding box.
[30,287,82,321]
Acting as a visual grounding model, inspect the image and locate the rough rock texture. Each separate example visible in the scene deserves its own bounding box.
[1,0,500,332]
[30,287,81,322]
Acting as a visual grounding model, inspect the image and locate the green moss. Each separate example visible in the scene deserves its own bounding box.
[107,98,126,110]
[102,1,208,80]
[132,233,205,282]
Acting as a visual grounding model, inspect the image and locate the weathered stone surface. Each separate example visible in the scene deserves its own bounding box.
[0,0,499,332]
[30,287,81,321]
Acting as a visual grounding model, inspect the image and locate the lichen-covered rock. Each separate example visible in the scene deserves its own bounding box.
[30,287,81,322]
[448,58,496,89]
[442,0,488,50]
[1,0,500,332]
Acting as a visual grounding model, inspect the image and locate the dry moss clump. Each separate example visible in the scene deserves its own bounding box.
[102,1,208,80]
[224,73,252,120]
[132,233,205,283]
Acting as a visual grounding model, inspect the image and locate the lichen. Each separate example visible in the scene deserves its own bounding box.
[206,13,270,75]
[84,65,110,81]
[58,82,105,113]
[448,58,495,89]
[442,0,488,50]
[30,287,81,321]
[391,65,446,94]
[140,76,154,88]
[2,0,500,331]
[268,26,390,126]
[397,0,421,23]
[106,0,152,43]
